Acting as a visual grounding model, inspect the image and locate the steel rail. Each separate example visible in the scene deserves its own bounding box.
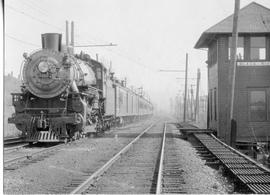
[4,143,65,166]
[156,122,167,194]
[4,137,24,145]
[70,123,155,194]
[4,144,29,152]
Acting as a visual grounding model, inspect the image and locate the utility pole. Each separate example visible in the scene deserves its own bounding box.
[170,98,173,116]
[195,68,201,121]
[227,0,240,147]
[158,68,185,121]
[183,53,188,122]
[190,87,193,120]
[190,84,195,121]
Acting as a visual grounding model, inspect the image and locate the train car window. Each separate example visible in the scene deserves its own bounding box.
[119,89,123,111]
[250,37,266,60]
[132,95,133,113]
[126,92,128,113]
[228,37,244,60]
[249,90,267,122]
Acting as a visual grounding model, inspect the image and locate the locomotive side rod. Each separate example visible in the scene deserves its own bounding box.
[70,122,155,194]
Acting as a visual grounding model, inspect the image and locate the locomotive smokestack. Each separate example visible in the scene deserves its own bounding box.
[66,20,69,46]
[41,33,62,52]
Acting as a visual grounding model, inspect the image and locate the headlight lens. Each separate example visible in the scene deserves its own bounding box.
[38,61,49,73]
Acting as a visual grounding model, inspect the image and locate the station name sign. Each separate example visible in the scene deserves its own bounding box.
[237,61,270,66]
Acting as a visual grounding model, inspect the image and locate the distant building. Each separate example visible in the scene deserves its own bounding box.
[195,2,270,144]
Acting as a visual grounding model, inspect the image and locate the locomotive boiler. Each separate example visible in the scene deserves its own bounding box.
[9,33,102,143]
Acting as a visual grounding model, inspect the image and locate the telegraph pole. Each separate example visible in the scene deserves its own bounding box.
[195,68,201,121]
[227,0,240,147]
[183,53,188,122]
[158,68,185,121]
[190,86,194,120]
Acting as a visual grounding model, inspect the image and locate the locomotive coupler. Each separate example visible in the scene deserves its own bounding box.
[37,111,48,129]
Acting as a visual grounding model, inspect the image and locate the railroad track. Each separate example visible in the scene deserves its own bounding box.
[69,122,187,194]
[180,127,270,194]
[4,136,25,146]
[4,136,29,153]
[4,143,65,170]
[69,122,157,194]
[156,123,186,194]
[4,143,29,153]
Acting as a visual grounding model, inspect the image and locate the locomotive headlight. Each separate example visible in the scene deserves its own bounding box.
[38,61,49,73]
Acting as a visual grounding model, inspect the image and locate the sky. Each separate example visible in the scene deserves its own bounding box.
[4,0,270,112]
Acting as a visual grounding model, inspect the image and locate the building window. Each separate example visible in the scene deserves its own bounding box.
[249,90,267,122]
[119,89,123,110]
[250,37,266,60]
[228,37,244,60]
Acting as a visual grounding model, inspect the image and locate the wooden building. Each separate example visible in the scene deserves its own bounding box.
[195,2,270,145]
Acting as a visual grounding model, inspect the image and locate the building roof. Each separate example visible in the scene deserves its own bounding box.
[195,2,270,48]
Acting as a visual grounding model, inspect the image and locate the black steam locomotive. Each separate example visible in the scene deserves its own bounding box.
[8,33,153,143]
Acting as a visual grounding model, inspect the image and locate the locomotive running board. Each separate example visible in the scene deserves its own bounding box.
[26,131,61,142]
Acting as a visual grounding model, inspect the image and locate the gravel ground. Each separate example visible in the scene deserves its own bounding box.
[84,121,164,194]
[4,118,233,194]
[4,143,60,163]
[84,122,233,194]
[4,119,154,194]
[166,123,234,194]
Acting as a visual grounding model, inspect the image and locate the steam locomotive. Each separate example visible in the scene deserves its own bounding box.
[8,33,153,143]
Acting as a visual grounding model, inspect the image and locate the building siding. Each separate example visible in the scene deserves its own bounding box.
[211,35,270,142]
[217,36,229,141]
[236,66,270,142]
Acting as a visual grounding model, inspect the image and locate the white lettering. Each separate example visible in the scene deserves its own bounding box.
[237,61,270,66]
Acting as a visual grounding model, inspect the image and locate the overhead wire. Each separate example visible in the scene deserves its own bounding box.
[5,2,157,73]
[5,4,64,31]
[103,47,157,72]
[23,0,51,16]
[19,0,51,18]
[21,0,69,29]
[75,33,158,72]
[5,34,40,47]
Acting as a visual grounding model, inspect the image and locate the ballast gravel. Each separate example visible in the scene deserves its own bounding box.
[4,119,154,194]
[168,124,234,193]
[4,118,233,194]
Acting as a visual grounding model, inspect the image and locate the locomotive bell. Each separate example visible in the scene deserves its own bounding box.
[41,33,62,52]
